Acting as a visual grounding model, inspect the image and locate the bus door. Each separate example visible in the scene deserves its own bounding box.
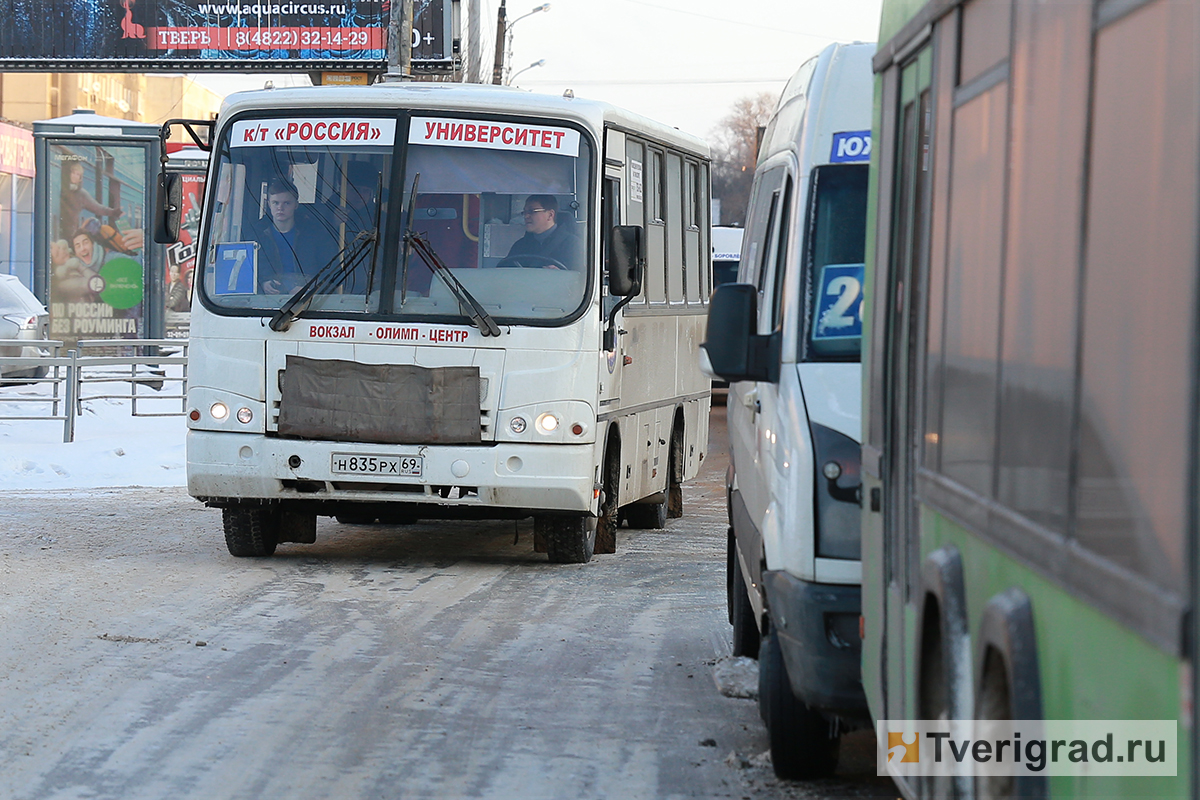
[881,49,933,720]
[600,167,623,408]
[727,165,787,584]
[751,172,794,519]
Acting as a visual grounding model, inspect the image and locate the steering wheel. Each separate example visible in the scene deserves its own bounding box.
[495,254,568,270]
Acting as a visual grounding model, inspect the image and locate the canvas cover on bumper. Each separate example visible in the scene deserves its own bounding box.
[277,355,481,445]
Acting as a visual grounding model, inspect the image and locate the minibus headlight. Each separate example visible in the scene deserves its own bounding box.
[811,423,861,560]
[210,402,229,420]
[509,416,527,434]
[236,407,253,424]
[536,413,559,433]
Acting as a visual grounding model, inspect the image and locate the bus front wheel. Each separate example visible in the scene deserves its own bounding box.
[538,514,596,564]
[223,504,280,557]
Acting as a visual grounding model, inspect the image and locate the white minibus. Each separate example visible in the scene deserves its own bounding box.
[156,83,713,564]
[702,41,874,778]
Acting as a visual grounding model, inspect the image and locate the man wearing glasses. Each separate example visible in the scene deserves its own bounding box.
[502,194,583,270]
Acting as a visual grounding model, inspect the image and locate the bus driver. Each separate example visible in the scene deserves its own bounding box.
[503,194,583,270]
[256,178,332,294]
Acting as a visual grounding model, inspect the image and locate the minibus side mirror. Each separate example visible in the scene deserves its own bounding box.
[153,172,183,244]
[608,225,643,297]
[701,283,780,383]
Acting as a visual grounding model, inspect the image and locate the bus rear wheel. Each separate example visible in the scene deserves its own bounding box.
[594,449,620,555]
[538,514,596,564]
[223,504,280,557]
[758,626,839,779]
[667,428,683,519]
[336,513,376,525]
[624,497,667,529]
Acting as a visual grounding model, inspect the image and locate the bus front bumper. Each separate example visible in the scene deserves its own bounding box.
[186,430,595,514]
[762,570,869,720]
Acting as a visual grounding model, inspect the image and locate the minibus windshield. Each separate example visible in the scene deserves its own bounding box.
[805,163,868,360]
[200,114,593,325]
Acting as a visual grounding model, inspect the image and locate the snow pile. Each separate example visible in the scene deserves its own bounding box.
[0,371,187,490]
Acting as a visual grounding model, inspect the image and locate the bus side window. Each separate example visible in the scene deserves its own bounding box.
[769,175,793,330]
[742,166,784,291]
[644,147,667,303]
[625,138,648,305]
[602,176,621,313]
[666,151,685,303]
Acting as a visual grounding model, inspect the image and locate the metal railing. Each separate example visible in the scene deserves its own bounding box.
[0,339,188,442]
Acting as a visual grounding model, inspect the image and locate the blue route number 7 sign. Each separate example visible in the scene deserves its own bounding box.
[213,243,258,295]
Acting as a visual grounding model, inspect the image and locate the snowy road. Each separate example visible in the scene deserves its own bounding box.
[0,405,894,800]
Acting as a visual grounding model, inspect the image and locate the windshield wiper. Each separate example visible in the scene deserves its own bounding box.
[405,231,502,337]
[269,229,377,332]
[397,173,500,337]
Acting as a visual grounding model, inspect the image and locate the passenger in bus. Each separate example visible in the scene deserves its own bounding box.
[255,178,333,295]
[503,195,583,270]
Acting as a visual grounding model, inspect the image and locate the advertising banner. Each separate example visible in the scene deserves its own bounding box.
[0,0,391,69]
[164,171,205,338]
[46,142,148,348]
[0,123,35,178]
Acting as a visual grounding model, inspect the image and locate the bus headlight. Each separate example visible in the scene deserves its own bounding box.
[509,416,528,434]
[210,402,229,421]
[236,407,254,424]
[536,413,559,433]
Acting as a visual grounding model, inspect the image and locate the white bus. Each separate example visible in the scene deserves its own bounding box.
[156,83,713,563]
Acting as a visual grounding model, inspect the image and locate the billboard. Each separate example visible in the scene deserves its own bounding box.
[46,142,149,348]
[0,0,457,71]
[1,0,396,70]
[164,170,205,338]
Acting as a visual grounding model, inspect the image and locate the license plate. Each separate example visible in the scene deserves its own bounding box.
[330,453,423,477]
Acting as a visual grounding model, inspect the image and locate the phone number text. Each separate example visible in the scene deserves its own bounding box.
[147,26,383,51]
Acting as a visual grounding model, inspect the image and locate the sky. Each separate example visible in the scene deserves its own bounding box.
[502,0,882,138]
[191,0,882,144]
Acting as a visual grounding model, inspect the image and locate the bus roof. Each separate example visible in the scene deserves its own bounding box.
[217,82,710,159]
[757,41,875,173]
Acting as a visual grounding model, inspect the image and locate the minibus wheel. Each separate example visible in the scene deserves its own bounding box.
[538,514,596,564]
[729,532,760,658]
[223,504,280,557]
[758,626,839,779]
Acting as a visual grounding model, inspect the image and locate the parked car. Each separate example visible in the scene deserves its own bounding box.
[701,41,874,780]
[0,274,50,381]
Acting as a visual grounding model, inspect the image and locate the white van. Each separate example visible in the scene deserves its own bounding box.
[701,41,874,779]
[711,225,744,288]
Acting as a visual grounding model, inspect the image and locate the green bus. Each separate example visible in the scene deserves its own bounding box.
[860,0,1195,796]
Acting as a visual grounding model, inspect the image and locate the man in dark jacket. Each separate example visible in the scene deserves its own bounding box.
[255,178,334,294]
[504,194,584,270]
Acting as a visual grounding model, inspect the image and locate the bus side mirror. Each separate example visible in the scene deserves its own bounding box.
[701,283,780,383]
[153,172,183,244]
[608,225,643,297]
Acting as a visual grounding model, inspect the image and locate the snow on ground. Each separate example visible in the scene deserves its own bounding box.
[0,370,187,491]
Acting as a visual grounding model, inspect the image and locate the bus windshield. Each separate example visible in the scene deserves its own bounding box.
[805,163,868,360]
[200,113,593,324]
